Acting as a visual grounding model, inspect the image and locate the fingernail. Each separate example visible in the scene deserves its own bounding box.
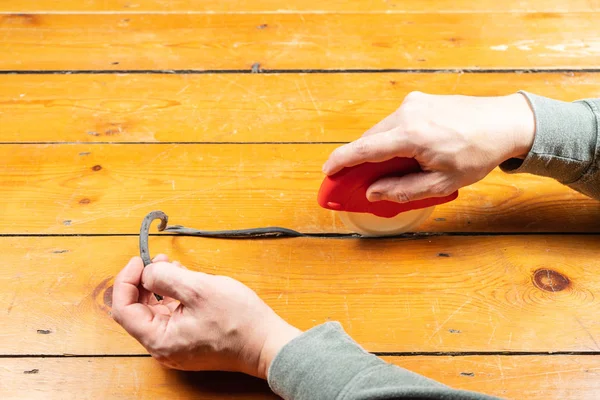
[368,192,382,202]
[322,162,331,174]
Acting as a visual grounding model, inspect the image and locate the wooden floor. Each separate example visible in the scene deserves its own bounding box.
[2,1,600,399]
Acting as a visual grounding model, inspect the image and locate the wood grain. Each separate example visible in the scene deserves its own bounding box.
[2,73,600,143]
[2,0,598,13]
[2,235,600,354]
[2,355,600,400]
[1,13,600,70]
[1,144,598,234]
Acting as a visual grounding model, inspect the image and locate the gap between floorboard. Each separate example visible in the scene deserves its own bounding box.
[2,68,600,75]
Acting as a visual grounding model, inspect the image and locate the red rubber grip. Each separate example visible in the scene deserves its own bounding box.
[317,157,458,218]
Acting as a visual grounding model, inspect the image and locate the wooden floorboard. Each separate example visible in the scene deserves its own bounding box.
[1,13,600,70]
[2,72,600,143]
[1,144,597,234]
[2,235,600,354]
[2,356,600,400]
[2,0,598,13]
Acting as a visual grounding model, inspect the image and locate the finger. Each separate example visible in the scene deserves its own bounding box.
[323,129,415,175]
[148,303,173,317]
[173,261,189,270]
[164,299,181,313]
[138,254,170,305]
[142,256,183,304]
[148,260,183,309]
[142,261,205,305]
[367,172,452,203]
[113,257,145,310]
[153,254,170,263]
[112,257,155,340]
[153,254,186,269]
[361,110,398,137]
[158,295,182,313]
[143,292,179,311]
[139,285,157,305]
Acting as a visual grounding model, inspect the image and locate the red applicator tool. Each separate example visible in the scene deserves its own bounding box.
[318,157,458,236]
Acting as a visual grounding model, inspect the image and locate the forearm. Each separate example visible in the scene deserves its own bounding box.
[501,92,600,200]
[267,322,500,400]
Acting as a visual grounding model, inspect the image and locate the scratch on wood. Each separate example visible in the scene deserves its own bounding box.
[431,302,441,344]
[213,74,272,108]
[487,324,497,345]
[284,245,292,307]
[575,317,600,350]
[36,329,51,334]
[451,71,464,92]
[466,367,600,385]
[176,85,190,95]
[133,368,140,394]
[146,144,180,165]
[497,356,506,384]
[294,80,307,102]
[427,299,471,343]
[301,74,322,116]
[343,294,353,331]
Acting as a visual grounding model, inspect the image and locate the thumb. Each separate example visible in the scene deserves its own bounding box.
[141,261,206,305]
[367,172,452,203]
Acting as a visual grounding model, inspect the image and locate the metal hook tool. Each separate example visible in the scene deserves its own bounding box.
[139,210,168,301]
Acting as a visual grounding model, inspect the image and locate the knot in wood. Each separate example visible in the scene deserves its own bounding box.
[533,269,570,292]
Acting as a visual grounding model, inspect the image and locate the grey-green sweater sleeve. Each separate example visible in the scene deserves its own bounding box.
[267,322,500,400]
[500,92,600,200]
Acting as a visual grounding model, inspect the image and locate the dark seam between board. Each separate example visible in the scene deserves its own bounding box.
[2,351,599,358]
[1,232,597,238]
[2,68,600,75]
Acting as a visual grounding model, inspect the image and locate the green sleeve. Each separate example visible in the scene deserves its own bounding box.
[267,322,501,400]
[501,92,600,200]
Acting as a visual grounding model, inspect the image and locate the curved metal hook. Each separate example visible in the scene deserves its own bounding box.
[140,210,168,266]
[139,210,168,300]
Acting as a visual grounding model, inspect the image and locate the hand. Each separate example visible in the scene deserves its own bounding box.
[111,255,302,379]
[322,91,535,203]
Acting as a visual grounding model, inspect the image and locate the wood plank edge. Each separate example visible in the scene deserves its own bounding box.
[4,351,600,358]
[3,68,600,75]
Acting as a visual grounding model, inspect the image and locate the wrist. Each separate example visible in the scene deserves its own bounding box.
[503,92,536,159]
[257,318,302,380]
